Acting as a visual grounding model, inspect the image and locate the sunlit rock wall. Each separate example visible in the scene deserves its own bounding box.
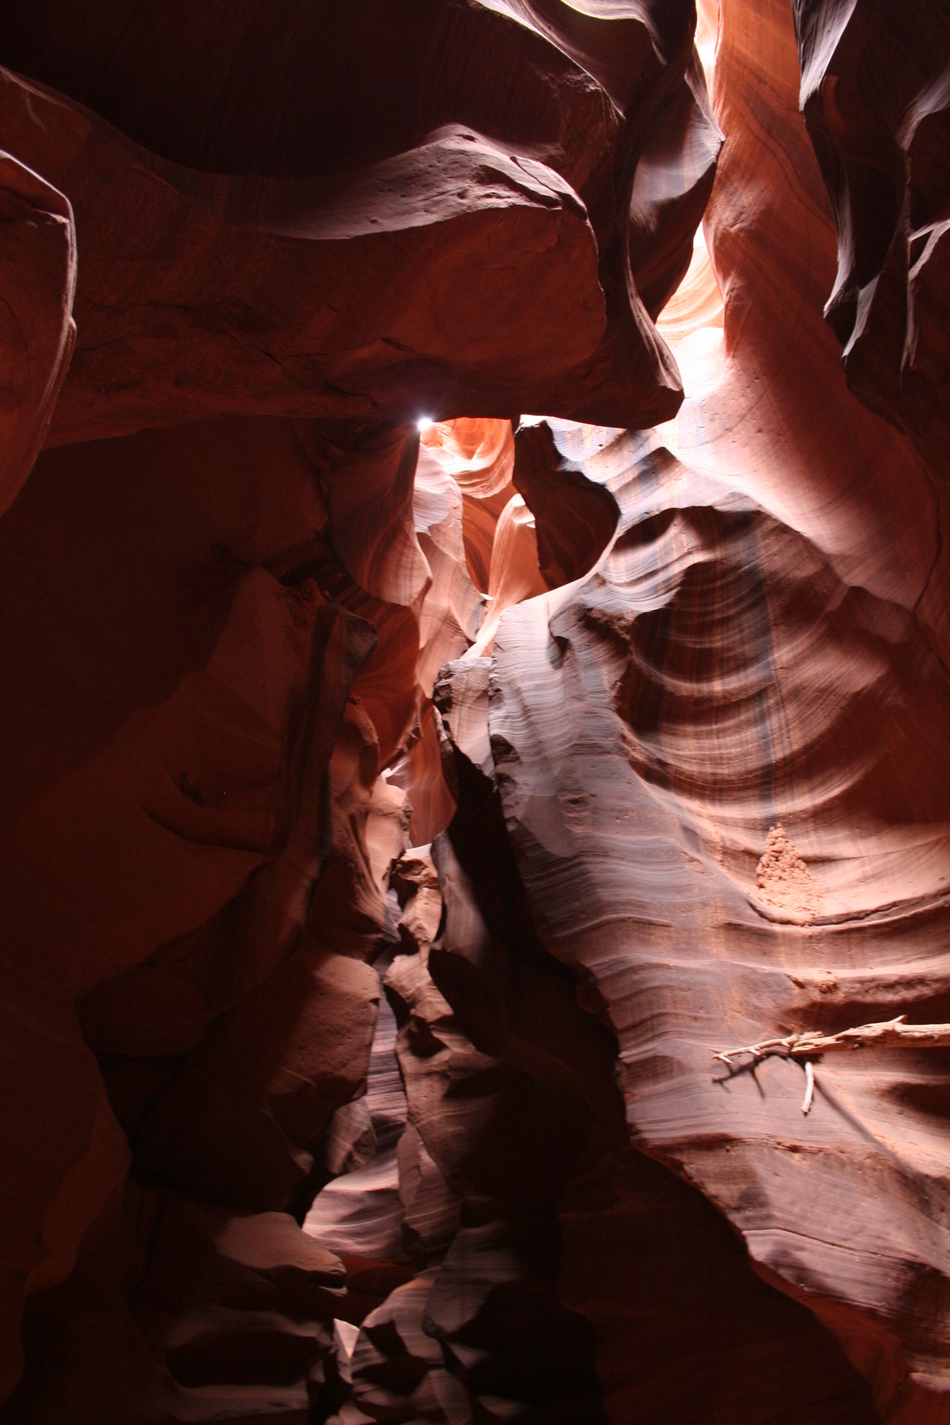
[0,3,948,1424]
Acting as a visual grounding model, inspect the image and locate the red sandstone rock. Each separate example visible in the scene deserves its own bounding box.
[133,942,381,1214]
[559,1147,879,1424]
[489,432,950,1410]
[6,1183,346,1423]
[794,0,950,487]
[0,417,334,833]
[306,699,411,961]
[420,420,513,502]
[0,408,385,1407]
[391,848,443,961]
[0,0,721,432]
[464,496,549,660]
[322,2,950,1420]
[358,747,878,1423]
[0,570,356,999]
[412,445,487,696]
[0,153,74,517]
[385,706,459,850]
[512,420,620,589]
[0,72,607,443]
[11,0,945,1419]
[0,973,128,1405]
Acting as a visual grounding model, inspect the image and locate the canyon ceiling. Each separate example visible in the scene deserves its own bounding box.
[1,2,950,1423]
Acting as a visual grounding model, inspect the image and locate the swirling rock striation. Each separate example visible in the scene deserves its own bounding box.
[793,0,950,486]
[488,425,950,1416]
[7,0,950,1423]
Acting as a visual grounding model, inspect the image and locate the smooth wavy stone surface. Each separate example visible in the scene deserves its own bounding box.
[793,0,950,487]
[351,730,878,1424]
[0,1,723,435]
[0,71,605,443]
[459,2,950,1415]
[487,426,950,1418]
[303,943,409,1261]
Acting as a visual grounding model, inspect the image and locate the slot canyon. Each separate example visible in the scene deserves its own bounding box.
[2,1,950,1421]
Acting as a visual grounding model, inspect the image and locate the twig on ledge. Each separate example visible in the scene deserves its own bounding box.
[712,1014,950,1068]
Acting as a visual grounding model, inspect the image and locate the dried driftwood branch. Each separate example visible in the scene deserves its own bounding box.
[712,1014,950,1068]
[801,1060,815,1115]
[712,1015,950,1116]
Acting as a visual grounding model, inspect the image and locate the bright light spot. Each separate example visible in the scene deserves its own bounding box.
[417,416,434,431]
[334,1319,360,1360]
[518,414,545,428]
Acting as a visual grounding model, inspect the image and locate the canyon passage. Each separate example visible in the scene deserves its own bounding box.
[2,2,950,1422]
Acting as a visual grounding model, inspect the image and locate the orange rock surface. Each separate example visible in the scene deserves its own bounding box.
[1,2,949,1423]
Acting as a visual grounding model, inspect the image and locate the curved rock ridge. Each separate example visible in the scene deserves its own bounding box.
[793,0,950,488]
[486,418,950,1416]
[0,0,723,439]
[420,418,514,501]
[388,411,625,842]
[655,227,726,398]
[374,705,878,1425]
[0,151,75,518]
[0,70,606,442]
[665,0,950,667]
[445,2,950,1413]
[13,1184,349,1424]
[512,421,622,590]
[386,0,950,1415]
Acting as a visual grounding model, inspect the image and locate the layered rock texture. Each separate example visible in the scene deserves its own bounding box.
[794,0,950,488]
[0,1,948,1423]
